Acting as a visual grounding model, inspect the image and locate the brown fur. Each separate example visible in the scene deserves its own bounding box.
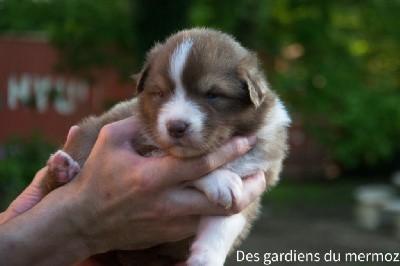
[42,28,289,265]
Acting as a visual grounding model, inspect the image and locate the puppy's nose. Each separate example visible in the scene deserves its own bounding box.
[167,120,189,138]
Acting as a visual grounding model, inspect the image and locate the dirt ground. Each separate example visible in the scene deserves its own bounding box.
[225,206,399,266]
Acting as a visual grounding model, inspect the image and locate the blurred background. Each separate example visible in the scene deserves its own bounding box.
[0,0,399,264]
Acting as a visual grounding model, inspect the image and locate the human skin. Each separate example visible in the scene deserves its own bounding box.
[0,117,265,265]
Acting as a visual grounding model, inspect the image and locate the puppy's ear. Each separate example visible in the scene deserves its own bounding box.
[132,65,150,95]
[132,42,163,96]
[238,52,270,108]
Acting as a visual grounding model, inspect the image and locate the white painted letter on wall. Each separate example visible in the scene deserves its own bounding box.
[7,74,89,115]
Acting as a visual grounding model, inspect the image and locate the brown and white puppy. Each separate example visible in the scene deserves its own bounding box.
[45,28,290,265]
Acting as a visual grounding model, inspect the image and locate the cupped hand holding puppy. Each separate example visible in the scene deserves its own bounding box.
[0,117,265,265]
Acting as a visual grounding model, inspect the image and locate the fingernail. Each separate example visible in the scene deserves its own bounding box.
[68,125,79,135]
[247,135,257,146]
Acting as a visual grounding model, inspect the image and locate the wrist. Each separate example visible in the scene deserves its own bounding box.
[36,185,94,264]
[0,184,93,265]
[57,183,100,257]
[61,181,108,256]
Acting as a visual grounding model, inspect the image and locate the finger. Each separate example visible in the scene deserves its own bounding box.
[123,215,199,250]
[98,116,141,147]
[159,215,199,243]
[62,125,79,150]
[231,170,266,213]
[165,170,266,217]
[150,135,257,186]
[165,188,237,216]
[0,168,48,225]
[64,125,79,146]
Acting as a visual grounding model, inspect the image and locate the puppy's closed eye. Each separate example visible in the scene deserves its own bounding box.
[205,91,221,100]
[148,87,166,98]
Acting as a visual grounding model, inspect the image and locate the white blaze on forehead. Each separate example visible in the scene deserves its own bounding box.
[158,38,205,144]
[169,38,194,95]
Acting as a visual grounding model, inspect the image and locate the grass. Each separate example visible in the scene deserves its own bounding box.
[263,178,362,218]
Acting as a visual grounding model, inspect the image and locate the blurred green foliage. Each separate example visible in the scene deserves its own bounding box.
[0,134,56,209]
[265,180,356,218]
[0,0,399,171]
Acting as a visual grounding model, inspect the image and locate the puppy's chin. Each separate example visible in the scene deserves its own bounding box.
[154,134,209,159]
[155,131,232,159]
[167,146,204,159]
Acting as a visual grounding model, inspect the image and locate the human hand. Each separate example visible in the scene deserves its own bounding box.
[61,117,265,254]
[0,126,80,226]
[0,168,47,225]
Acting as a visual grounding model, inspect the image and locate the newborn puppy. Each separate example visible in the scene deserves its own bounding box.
[45,28,290,265]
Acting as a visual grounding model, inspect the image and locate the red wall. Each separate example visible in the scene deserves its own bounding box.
[0,35,331,178]
[0,36,134,143]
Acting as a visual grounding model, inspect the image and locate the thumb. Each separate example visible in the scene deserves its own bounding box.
[0,125,80,225]
[63,125,80,149]
[0,167,47,225]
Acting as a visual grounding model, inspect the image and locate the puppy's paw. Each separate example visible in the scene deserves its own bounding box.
[192,169,243,209]
[47,150,80,183]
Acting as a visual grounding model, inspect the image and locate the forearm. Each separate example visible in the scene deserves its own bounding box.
[0,185,92,265]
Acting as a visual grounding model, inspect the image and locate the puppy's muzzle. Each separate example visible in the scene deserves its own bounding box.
[167,120,189,139]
